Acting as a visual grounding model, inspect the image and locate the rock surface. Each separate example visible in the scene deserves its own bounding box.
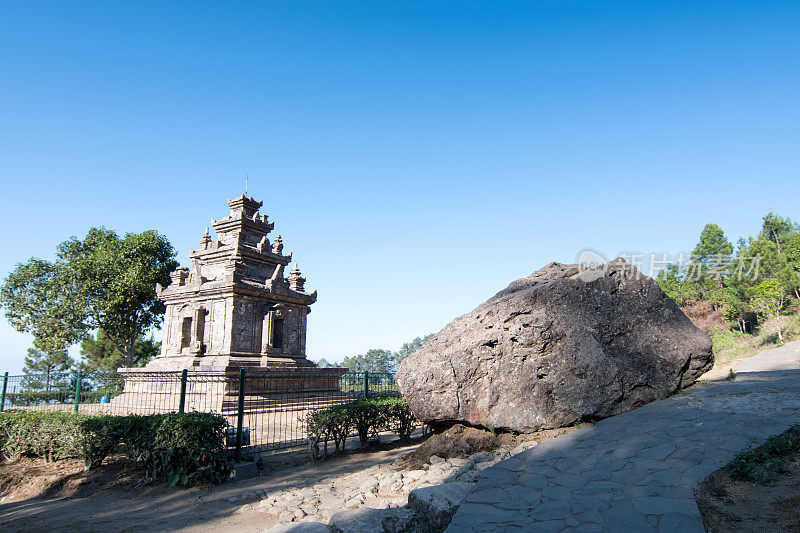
[239,441,519,532]
[396,259,713,433]
[408,482,475,531]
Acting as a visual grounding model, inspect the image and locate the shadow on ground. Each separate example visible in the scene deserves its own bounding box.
[0,435,424,533]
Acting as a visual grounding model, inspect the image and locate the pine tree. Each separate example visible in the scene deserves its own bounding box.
[22,337,74,393]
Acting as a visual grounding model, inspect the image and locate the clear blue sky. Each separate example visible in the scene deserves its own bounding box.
[1,2,798,373]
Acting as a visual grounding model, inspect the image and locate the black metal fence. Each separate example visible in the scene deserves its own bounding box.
[0,368,399,458]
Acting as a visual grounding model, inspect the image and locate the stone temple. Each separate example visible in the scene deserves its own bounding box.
[112,195,345,413]
[148,194,317,371]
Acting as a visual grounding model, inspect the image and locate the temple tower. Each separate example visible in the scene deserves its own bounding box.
[147,194,318,370]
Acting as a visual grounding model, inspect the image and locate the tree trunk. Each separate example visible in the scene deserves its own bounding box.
[124,343,135,368]
[776,314,784,344]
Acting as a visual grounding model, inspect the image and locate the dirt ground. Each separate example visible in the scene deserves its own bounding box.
[0,438,426,533]
[696,452,800,532]
[0,421,571,532]
[0,457,151,504]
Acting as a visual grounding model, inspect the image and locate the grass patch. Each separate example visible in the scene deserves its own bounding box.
[727,425,800,484]
[709,313,800,366]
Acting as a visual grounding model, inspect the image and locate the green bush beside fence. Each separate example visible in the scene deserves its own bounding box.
[0,410,230,486]
[305,397,416,461]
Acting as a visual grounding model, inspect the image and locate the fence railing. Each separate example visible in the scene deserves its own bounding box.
[0,368,399,459]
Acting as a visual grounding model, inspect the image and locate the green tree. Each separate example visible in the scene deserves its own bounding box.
[79,330,160,373]
[784,232,800,299]
[760,212,798,255]
[685,223,734,304]
[692,223,734,261]
[341,349,397,373]
[751,279,787,343]
[1,228,177,367]
[339,334,434,373]
[22,337,74,393]
[393,334,434,368]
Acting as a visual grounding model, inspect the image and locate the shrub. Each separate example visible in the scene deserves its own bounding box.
[148,413,230,486]
[305,404,352,461]
[305,397,418,460]
[0,411,82,462]
[348,400,382,448]
[0,411,230,486]
[77,415,121,469]
[374,397,416,441]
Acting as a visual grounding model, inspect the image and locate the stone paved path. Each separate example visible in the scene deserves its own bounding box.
[447,341,800,532]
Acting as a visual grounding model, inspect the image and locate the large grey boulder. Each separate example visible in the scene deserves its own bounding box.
[396,259,713,433]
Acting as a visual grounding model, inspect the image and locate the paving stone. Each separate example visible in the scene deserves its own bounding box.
[575,494,611,511]
[656,512,705,532]
[445,344,800,532]
[639,442,677,461]
[532,501,572,521]
[640,468,683,486]
[630,496,698,516]
[599,508,652,532]
[552,473,589,489]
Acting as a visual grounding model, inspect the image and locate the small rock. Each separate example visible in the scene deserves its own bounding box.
[258,499,276,511]
[447,458,473,468]
[344,497,363,510]
[429,455,445,464]
[262,523,330,533]
[371,500,391,510]
[408,482,475,531]
[456,470,481,483]
[468,451,491,463]
[300,502,318,515]
[404,469,427,480]
[278,509,295,522]
[476,460,498,471]
[294,509,307,520]
[329,508,414,533]
[510,440,539,456]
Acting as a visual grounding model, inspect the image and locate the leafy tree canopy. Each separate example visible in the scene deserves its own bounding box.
[750,278,788,343]
[0,228,177,367]
[341,349,396,373]
[335,334,434,373]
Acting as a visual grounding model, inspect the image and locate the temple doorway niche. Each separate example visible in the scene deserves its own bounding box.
[181,317,192,350]
[196,308,208,354]
[272,317,285,351]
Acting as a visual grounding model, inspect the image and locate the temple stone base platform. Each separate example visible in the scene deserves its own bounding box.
[110,357,349,414]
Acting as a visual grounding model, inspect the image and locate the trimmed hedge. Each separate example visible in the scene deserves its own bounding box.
[0,411,231,486]
[305,396,417,461]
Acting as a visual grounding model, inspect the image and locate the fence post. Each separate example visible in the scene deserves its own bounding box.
[363,370,369,399]
[179,369,188,414]
[235,367,246,462]
[73,370,82,414]
[0,372,8,412]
